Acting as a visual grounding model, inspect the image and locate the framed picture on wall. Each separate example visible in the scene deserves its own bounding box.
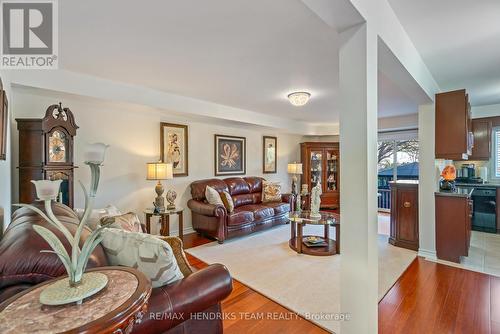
[160,123,188,177]
[214,134,246,176]
[263,136,277,174]
[0,89,8,161]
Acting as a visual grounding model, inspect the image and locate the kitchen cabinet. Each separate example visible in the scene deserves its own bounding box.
[435,89,472,160]
[389,181,419,251]
[469,118,492,160]
[300,142,339,211]
[435,193,472,263]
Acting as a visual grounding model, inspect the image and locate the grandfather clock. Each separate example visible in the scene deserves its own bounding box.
[17,103,78,207]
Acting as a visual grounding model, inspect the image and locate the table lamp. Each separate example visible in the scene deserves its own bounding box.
[146,162,173,212]
[287,162,303,195]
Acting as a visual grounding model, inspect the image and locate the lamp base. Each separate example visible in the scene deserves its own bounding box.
[154,181,165,212]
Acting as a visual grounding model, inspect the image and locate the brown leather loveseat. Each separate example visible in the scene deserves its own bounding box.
[0,202,233,334]
[188,177,293,244]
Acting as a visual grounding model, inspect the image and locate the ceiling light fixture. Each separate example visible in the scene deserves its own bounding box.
[287,92,311,107]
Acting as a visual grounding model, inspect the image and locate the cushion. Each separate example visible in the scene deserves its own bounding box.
[205,186,224,206]
[262,181,282,202]
[238,204,274,221]
[264,202,290,215]
[220,191,235,213]
[100,212,143,233]
[227,208,254,226]
[100,228,184,288]
[74,204,122,230]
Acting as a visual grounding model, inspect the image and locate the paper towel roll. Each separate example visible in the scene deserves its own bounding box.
[478,166,488,183]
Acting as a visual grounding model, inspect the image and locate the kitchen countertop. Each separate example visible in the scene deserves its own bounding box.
[435,186,474,198]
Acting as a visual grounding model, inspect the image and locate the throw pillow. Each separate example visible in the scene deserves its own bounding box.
[205,186,224,206]
[100,212,143,233]
[220,191,235,213]
[100,228,184,288]
[74,205,122,230]
[262,181,282,202]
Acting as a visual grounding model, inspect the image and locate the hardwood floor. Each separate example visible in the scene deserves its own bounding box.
[183,233,327,334]
[182,232,500,334]
[379,257,500,334]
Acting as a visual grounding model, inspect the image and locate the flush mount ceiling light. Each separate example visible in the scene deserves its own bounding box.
[287,92,311,107]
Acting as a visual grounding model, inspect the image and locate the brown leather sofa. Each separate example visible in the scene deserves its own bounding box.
[0,202,233,334]
[188,177,293,244]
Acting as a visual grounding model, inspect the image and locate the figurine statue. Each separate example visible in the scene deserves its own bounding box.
[166,189,177,210]
[310,182,322,218]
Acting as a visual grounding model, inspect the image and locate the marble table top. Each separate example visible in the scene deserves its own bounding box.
[0,269,138,333]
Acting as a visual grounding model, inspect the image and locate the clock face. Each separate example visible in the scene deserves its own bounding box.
[49,130,67,163]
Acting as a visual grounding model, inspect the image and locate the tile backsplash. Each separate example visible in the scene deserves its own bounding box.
[453,160,490,180]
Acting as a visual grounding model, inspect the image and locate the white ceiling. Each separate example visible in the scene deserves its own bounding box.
[58,0,418,123]
[389,0,500,106]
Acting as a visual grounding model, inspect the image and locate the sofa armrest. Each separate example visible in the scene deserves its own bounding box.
[281,193,294,204]
[188,199,226,217]
[156,236,193,277]
[145,264,233,330]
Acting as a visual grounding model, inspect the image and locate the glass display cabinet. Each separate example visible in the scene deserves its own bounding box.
[300,142,340,211]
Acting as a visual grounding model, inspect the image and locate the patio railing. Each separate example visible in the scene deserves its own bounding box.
[378,188,391,211]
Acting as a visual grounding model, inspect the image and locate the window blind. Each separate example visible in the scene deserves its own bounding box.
[496,129,500,177]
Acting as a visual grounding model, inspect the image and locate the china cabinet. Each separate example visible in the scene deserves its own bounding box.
[300,142,340,211]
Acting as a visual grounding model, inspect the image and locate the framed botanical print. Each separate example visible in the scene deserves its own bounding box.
[263,136,277,174]
[160,123,188,177]
[0,89,8,161]
[214,134,246,176]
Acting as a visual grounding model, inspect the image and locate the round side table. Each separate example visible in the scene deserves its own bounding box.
[0,267,152,334]
[144,207,184,239]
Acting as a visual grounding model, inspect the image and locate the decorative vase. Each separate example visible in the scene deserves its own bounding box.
[15,143,110,305]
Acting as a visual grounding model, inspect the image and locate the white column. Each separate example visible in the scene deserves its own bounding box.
[339,23,378,333]
[418,104,437,259]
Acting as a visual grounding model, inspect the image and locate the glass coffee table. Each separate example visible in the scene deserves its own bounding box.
[288,211,340,256]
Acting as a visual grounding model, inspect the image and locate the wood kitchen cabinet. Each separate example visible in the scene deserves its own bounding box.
[469,118,492,160]
[300,142,340,211]
[435,89,472,160]
[389,181,419,251]
[435,193,472,263]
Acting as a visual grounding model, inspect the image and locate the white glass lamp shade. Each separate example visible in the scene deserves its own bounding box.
[287,92,311,107]
[84,143,109,164]
[147,162,173,180]
[31,180,62,201]
[287,163,303,175]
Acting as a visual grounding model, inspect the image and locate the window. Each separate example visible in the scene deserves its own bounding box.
[493,127,500,178]
[377,130,419,210]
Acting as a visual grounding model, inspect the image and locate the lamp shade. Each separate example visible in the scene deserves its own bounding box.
[84,143,109,165]
[146,162,173,180]
[287,163,303,175]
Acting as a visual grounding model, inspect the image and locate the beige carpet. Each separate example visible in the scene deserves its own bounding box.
[186,224,416,333]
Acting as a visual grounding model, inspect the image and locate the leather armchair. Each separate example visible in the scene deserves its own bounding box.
[0,203,233,334]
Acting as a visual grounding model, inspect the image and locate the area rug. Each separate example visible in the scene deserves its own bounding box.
[186,224,416,333]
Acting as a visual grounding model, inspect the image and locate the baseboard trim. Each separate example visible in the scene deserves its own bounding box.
[417,248,437,261]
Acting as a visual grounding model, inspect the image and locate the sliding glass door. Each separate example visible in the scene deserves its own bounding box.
[377,139,419,210]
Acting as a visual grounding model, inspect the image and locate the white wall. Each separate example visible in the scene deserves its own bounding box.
[0,71,12,234]
[378,114,418,131]
[472,103,500,119]
[418,104,437,259]
[11,88,303,235]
